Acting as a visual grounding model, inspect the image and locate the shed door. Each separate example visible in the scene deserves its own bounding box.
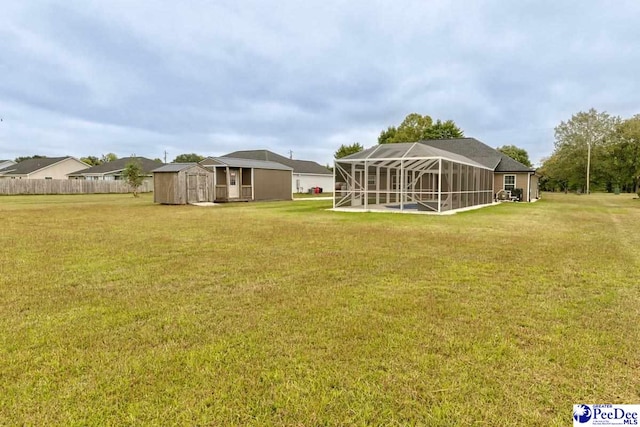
[187,173,208,203]
[228,169,240,198]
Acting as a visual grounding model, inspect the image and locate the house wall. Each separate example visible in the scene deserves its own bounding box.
[293,173,333,194]
[20,158,88,180]
[529,174,540,201]
[254,169,292,201]
[494,172,532,201]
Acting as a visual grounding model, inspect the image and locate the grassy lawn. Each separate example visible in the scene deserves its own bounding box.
[1,193,639,425]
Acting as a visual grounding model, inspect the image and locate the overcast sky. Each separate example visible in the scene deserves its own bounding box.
[1,1,638,166]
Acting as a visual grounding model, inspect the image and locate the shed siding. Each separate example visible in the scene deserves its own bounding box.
[254,169,292,201]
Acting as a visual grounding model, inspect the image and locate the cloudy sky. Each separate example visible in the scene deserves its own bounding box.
[1,1,638,166]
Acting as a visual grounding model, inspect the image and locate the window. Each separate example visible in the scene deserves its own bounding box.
[230,171,237,186]
[45,177,52,180]
[504,175,515,191]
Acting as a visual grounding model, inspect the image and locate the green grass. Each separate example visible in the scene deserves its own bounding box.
[1,193,639,425]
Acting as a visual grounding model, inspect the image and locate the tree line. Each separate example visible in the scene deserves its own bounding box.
[540,109,640,194]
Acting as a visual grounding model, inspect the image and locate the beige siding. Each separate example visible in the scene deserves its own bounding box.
[30,158,88,179]
[494,172,534,201]
[254,169,292,201]
[529,175,540,201]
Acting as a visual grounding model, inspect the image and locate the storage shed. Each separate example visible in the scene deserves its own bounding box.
[152,163,214,205]
[199,156,293,202]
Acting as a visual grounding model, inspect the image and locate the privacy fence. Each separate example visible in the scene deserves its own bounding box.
[0,179,153,195]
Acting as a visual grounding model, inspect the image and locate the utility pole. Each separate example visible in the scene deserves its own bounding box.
[288,150,293,159]
[586,141,591,195]
[164,150,168,164]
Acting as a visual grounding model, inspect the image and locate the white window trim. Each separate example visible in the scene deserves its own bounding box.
[503,174,516,191]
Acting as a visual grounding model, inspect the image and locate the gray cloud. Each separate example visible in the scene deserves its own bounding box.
[1,0,639,165]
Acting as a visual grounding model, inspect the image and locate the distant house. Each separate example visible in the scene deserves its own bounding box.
[334,138,538,214]
[199,156,293,202]
[223,150,333,194]
[68,157,162,185]
[0,160,16,170]
[0,157,89,179]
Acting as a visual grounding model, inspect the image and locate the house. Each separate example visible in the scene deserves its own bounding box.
[199,156,293,202]
[333,138,538,214]
[0,157,89,179]
[68,157,162,185]
[152,163,214,205]
[0,160,16,170]
[420,138,539,202]
[223,150,333,194]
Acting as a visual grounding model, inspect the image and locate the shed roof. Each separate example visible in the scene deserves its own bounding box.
[201,156,293,171]
[152,163,209,173]
[223,150,331,175]
[339,142,489,169]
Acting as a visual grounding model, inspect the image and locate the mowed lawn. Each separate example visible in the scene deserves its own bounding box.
[1,193,639,426]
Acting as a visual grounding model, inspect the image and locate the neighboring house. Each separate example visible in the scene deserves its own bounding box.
[333,138,538,214]
[68,157,162,185]
[0,160,16,171]
[420,138,539,202]
[0,157,89,179]
[199,156,292,202]
[223,150,333,194]
[152,163,214,205]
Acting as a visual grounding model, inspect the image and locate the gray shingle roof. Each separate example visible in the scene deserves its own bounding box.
[152,163,202,173]
[419,138,533,172]
[201,156,293,171]
[69,157,162,176]
[0,157,77,175]
[223,150,331,175]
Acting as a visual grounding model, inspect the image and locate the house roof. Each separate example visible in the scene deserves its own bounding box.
[419,138,533,172]
[340,142,489,169]
[201,156,293,171]
[223,150,331,175]
[69,157,162,176]
[152,163,209,173]
[0,157,82,175]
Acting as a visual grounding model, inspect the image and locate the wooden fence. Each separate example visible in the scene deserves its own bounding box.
[0,179,153,195]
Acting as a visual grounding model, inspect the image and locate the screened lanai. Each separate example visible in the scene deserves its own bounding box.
[333,142,494,213]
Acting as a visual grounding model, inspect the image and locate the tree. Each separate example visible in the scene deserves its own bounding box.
[334,142,364,159]
[425,119,464,139]
[173,153,205,163]
[378,113,463,144]
[121,159,144,197]
[497,145,533,167]
[546,109,621,192]
[101,153,118,163]
[80,156,102,166]
[609,115,640,194]
[15,155,45,163]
